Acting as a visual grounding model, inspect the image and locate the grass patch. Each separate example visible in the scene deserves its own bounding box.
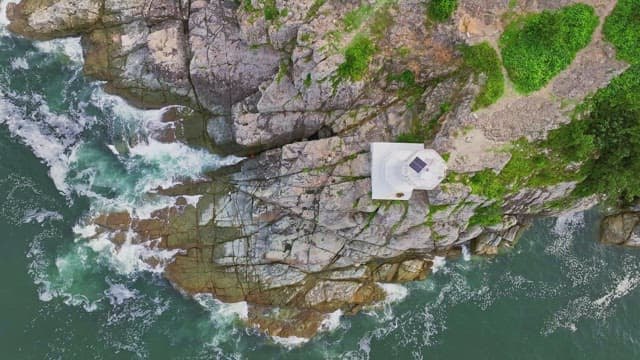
[448,66,640,209]
[336,34,377,82]
[499,4,598,93]
[344,4,374,32]
[603,0,640,64]
[468,203,503,227]
[393,72,452,144]
[427,0,458,22]
[568,66,640,204]
[306,0,327,19]
[460,42,505,110]
[449,133,587,203]
[275,60,289,83]
[262,0,279,20]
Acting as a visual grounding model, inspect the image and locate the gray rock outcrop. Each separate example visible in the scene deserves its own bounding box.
[6,0,626,340]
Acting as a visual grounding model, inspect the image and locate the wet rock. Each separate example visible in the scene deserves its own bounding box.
[7,0,102,40]
[6,0,620,341]
[600,213,640,247]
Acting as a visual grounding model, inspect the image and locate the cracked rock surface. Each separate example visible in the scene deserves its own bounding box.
[7,0,626,338]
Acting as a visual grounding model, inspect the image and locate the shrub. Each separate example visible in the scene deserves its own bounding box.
[499,4,598,93]
[343,5,374,32]
[262,0,279,20]
[306,0,326,19]
[428,0,458,22]
[603,0,640,64]
[468,203,504,227]
[570,66,640,204]
[460,42,505,109]
[336,34,376,81]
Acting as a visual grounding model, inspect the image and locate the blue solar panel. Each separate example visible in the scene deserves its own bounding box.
[409,157,427,173]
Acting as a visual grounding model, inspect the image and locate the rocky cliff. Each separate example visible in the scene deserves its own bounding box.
[6,0,627,339]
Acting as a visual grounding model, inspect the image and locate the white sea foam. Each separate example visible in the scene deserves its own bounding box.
[431,256,447,273]
[86,234,185,275]
[594,276,640,308]
[551,211,585,241]
[194,293,249,321]
[377,283,409,303]
[33,37,84,64]
[461,244,471,261]
[106,144,120,155]
[319,309,343,332]
[129,139,241,189]
[271,336,309,348]
[73,223,98,238]
[0,0,9,35]
[10,56,29,70]
[105,283,138,305]
[0,93,87,196]
[22,208,63,224]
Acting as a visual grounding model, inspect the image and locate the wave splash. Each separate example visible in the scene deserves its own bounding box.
[0,32,241,325]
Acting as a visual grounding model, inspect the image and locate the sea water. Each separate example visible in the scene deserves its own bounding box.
[1,2,640,358]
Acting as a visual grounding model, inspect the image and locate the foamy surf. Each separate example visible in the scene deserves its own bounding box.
[33,37,84,64]
[194,293,249,322]
[22,208,63,224]
[105,283,138,306]
[431,256,447,273]
[378,283,409,303]
[271,336,309,348]
[0,29,248,329]
[86,233,185,275]
[320,309,343,332]
[0,95,81,196]
[0,0,9,35]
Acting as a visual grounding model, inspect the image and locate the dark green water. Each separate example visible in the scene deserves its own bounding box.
[2,4,640,359]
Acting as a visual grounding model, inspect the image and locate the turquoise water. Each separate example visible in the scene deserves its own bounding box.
[2,8,640,360]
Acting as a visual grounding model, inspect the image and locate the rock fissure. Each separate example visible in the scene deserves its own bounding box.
[6,0,633,340]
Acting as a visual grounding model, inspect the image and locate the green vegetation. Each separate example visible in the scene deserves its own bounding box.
[396,93,452,143]
[306,0,327,19]
[567,66,640,204]
[262,0,279,20]
[242,0,257,12]
[370,6,394,40]
[275,60,289,83]
[449,65,640,211]
[389,70,423,104]
[427,0,458,22]
[336,34,377,82]
[344,5,374,32]
[460,42,505,110]
[603,0,640,64]
[499,4,598,93]
[468,203,503,227]
[332,1,395,85]
[448,133,586,203]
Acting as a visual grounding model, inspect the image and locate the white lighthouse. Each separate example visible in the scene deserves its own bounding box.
[370,142,447,200]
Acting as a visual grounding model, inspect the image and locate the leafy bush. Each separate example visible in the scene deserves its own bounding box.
[499,4,598,93]
[570,66,640,204]
[262,0,279,20]
[603,0,640,64]
[343,5,374,32]
[460,42,505,109]
[468,203,504,227]
[428,0,458,22]
[396,132,425,144]
[336,34,376,81]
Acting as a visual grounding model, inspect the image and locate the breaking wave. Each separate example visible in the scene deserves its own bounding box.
[0,26,241,331]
